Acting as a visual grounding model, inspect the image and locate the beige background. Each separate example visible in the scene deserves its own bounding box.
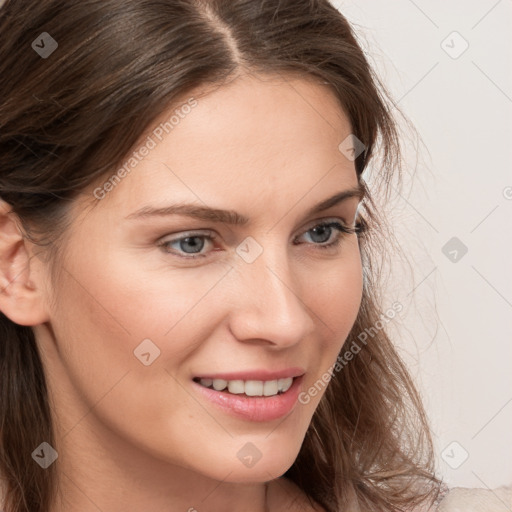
[334,0,512,490]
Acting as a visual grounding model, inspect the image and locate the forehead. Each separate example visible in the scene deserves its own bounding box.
[80,71,357,220]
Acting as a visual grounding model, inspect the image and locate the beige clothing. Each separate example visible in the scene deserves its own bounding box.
[436,484,512,511]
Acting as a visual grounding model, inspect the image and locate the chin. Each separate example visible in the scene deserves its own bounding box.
[206,440,300,484]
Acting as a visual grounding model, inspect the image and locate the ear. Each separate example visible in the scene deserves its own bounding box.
[0,199,50,326]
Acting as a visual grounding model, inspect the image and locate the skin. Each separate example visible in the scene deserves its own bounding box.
[0,71,363,511]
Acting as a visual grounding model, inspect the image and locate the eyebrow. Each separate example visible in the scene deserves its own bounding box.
[125,182,365,225]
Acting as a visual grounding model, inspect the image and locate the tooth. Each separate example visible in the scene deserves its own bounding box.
[227,380,245,394]
[263,380,279,396]
[200,377,293,396]
[212,379,228,391]
[281,377,293,392]
[245,380,264,396]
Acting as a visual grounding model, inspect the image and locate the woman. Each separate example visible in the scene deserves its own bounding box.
[0,1,508,511]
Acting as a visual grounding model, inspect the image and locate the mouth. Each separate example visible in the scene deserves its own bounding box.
[192,376,297,397]
[191,374,305,422]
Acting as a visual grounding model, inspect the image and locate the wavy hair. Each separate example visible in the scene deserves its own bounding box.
[0,1,441,510]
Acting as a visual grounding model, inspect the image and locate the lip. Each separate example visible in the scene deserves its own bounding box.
[192,374,304,422]
[192,367,305,381]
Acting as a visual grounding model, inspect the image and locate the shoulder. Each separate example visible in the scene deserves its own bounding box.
[434,484,512,511]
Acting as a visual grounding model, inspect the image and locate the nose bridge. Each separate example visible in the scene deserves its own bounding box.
[228,240,316,346]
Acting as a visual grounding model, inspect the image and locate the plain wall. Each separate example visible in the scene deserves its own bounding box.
[333,0,512,490]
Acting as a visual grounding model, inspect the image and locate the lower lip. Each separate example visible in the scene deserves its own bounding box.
[191,376,304,422]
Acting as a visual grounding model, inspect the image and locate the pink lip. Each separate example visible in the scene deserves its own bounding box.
[192,374,304,422]
[193,367,305,381]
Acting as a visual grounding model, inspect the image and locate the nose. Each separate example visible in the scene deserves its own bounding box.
[227,244,317,349]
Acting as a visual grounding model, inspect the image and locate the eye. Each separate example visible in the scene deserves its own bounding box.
[157,220,364,260]
[293,220,360,251]
[157,230,217,259]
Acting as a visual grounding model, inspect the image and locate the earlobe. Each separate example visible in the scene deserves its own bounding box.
[0,199,50,326]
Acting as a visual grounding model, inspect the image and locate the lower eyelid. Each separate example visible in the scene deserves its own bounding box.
[158,220,352,257]
[296,224,346,246]
[158,233,216,255]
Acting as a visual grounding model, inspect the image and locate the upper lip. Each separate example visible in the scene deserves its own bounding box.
[193,367,305,381]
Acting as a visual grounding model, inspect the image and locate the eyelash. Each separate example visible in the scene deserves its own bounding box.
[157,219,365,260]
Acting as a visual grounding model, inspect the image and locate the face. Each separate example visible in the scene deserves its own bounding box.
[34,72,363,485]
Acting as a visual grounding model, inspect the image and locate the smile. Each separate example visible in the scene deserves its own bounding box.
[191,374,304,422]
[193,377,295,397]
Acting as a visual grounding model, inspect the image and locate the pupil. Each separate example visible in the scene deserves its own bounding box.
[181,236,204,253]
[311,225,331,243]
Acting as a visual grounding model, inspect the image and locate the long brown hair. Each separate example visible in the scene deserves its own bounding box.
[0,1,441,510]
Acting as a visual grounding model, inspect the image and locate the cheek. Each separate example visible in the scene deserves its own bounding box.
[293,242,363,411]
[46,245,236,437]
[303,240,363,377]
[47,250,234,464]
[306,240,363,336]
[55,244,231,344]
